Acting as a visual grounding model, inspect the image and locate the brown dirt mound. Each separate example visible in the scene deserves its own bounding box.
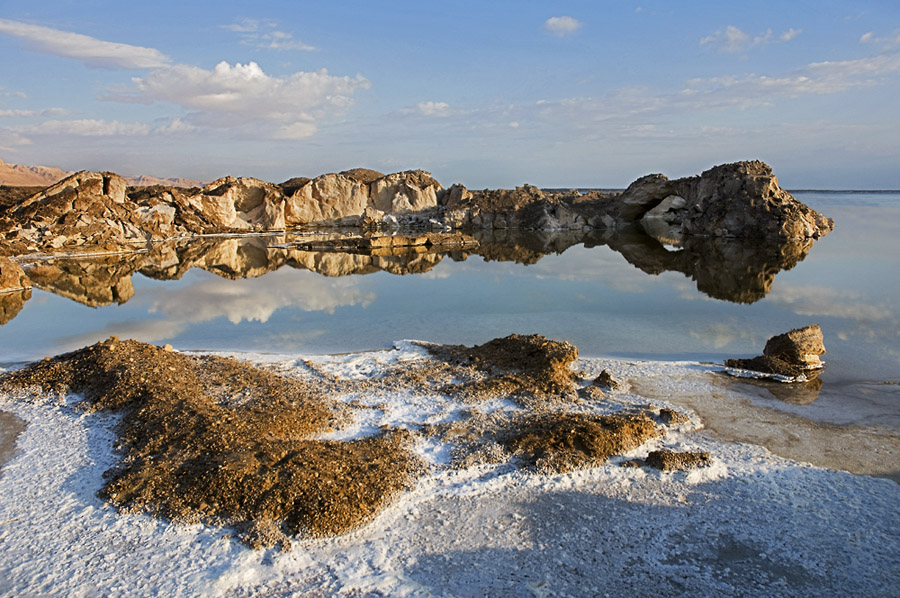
[429,334,579,406]
[645,450,712,471]
[0,338,422,547]
[503,412,660,473]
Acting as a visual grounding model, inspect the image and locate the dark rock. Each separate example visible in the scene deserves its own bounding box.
[724,355,807,378]
[645,450,712,471]
[591,370,621,390]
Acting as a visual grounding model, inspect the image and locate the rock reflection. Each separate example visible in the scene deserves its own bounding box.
[0,288,30,325]
[4,228,819,321]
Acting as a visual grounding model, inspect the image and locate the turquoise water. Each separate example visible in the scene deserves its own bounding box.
[1,192,898,426]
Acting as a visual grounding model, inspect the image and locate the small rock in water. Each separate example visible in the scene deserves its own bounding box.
[725,324,826,382]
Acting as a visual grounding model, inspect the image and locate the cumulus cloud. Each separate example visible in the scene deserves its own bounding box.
[544,16,582,37]
[0,20,366,141]
[222,18,316,51]
[0,18,171,69]
[700,25,801,53]
[124,61,369,138]
[859,29,900,49]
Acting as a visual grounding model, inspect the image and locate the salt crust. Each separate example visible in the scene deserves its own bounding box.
[1,346,898,597]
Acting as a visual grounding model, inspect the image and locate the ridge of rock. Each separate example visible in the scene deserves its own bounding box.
[0,160,833,257]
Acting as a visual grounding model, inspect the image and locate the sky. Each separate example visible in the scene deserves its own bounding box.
[0,1,898,189]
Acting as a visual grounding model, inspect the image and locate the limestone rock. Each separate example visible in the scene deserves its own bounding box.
[725,324,826,381]
[370,170,442,214]
[680,161,833,239]
[285,173,369,225]
[0,256,30,292]
[763,324,826,369]
[615,174,676,223]
[190,177,285,230]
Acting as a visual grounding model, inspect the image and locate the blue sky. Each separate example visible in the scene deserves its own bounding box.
[1,1,898,188]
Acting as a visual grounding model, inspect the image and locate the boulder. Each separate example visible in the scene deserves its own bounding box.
[763,324,826,369]
[680,161,833,239]
[725,324,826,380]
[370,170,442,214]
[285,173,369,225]
[189,177,285,230]
[0,256,30,292]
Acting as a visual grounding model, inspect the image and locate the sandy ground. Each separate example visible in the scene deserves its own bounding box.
[1,345,898,597]
[0,410,26,474]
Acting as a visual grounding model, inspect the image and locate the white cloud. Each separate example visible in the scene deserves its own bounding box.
[781,28,802,42]
[154,117,197,135]
[0,107,67,118]
[1,88,28,99]
[416,101,451,117]
[700,25,750,53]
[544,16,582,37]
[0,130,33,151]
[0,18,171,69]
[123,61,368,137]
[16,119,151,136]
[859,29,900,49]
[222,18,316,52]
[700,25,801,53]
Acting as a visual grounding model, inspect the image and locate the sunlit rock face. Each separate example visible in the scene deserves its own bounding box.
[370,170,442,215]
[285,173,369,225]
[680,162,834,240]
[612,161,833,240]
[0,161,833,257]
[189,177,285,230]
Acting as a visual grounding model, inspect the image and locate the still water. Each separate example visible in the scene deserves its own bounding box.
[2,192,898,427]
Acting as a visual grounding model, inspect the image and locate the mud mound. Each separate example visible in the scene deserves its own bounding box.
[429,334,579,405]
[644,450,712,471]
[503,412,660,473]
[1,338,421,547]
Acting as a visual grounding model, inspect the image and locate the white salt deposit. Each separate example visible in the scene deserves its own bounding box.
[1,345,898,597]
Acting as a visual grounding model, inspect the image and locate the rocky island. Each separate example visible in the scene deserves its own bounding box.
[0,160,834,318]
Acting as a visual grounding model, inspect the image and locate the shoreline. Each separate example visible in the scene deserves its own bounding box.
[1,343,897,596]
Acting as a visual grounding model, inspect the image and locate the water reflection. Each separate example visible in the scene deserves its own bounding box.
[4,228,817,321]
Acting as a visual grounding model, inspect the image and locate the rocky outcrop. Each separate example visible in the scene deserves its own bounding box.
[611,161,833,240]
[0,160,832,257]
[285,173,370,225]
[189,177,285,230]
[0,256,31,325]
[763,325,826,369]
[680,162,833,239]
[725,324,826,380]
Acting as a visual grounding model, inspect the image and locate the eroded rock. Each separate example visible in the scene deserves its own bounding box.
[725,324,826,381]
[644,450,712,471]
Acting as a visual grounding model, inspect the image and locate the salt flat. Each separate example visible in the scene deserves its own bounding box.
[1,344,897,597]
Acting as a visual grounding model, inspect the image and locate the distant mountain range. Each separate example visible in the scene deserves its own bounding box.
[0,157,205,188]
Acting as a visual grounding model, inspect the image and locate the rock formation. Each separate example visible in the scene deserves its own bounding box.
[725,324,826,380]
[0,160,832,258]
